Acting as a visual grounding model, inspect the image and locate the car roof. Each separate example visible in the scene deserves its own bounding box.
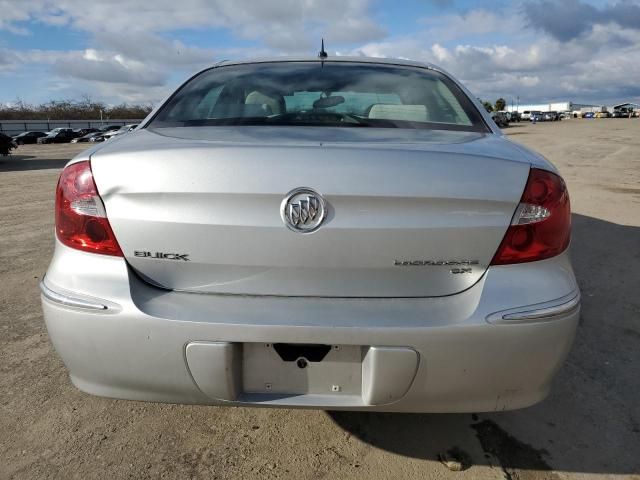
[213,56,439,71]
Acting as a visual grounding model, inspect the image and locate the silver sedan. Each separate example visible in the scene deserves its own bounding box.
[41,57,579,412]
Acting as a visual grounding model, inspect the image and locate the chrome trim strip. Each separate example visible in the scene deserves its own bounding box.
[40,281,108,311]
[502,295,580,321]
[487,292,580,324]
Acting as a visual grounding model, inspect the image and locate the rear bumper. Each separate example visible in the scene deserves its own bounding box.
[41,242,580,412]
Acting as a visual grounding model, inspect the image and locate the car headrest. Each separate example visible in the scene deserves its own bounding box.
[368,104,428,122]
[245,91,283,115]
[211,103,272,118]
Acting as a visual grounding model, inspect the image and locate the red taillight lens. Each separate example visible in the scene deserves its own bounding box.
[55,161,123,257]
[491,168,570,265]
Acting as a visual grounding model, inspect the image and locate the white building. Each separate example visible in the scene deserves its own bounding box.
[506,101,598,113]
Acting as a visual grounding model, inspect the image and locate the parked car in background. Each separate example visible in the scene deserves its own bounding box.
[595,111,610,119]
[73,128,99,137]
[12,131,47,145]
[37,128,79,144]
[102,124,139,140]
[583,112,595,119]
[120,123,139,132]
[87,125,123,142]
[492,111,509,128]
[71,132,104,143]
[543,111,560,121]
[521,110,531,120]
[44,127,69,135]
[41,56,579,413]
[530,111,544,122]
[497,111,516,123]
[611,110,631,118]
[98,125,122,133]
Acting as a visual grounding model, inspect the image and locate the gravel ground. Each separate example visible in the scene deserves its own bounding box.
[1,120,639,479]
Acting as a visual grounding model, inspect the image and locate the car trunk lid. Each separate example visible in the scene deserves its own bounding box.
[89,127,529,297]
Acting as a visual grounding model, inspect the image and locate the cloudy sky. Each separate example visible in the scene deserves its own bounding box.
[1,0,639,106]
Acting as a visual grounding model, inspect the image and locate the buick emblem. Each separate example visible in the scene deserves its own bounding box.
[280,187,327,233]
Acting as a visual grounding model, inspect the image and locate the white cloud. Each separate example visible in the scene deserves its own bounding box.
[1,2,639,105]
[93,32,216,68]
[0,49,20,70]
[419,9,523,43]
[519,76,540,88]
[524,0,640,41]
[430,44,451,63]
[1,0,384,48]
[51,49,167,86]
[348,7,640,104]
[0,0,385,103]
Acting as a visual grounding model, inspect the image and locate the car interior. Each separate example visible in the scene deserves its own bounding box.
[153,63,486,131]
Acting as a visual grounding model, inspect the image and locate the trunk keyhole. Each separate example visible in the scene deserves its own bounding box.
[296,358,308,369]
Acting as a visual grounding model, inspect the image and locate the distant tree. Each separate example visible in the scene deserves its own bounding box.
[0,98,152,120]
[482,101,494,113]
[108,103,153,119]
[495,98,506,111]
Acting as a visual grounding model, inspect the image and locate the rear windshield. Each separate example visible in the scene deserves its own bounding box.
[149,62,489,132]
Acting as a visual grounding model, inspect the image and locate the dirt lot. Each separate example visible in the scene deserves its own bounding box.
[1,120,639,480]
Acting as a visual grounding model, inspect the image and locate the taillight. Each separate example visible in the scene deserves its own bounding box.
[55,161,123,256]
[491,168,570,265]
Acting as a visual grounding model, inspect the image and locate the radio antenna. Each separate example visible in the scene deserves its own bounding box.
[318,38,328,60]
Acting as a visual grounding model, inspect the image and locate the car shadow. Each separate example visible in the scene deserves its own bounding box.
[0,155,68,172]
[328,213,640,476]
